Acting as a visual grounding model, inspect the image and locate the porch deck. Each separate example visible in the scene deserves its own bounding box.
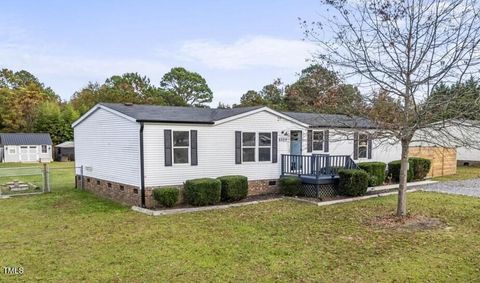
[280,154,358,185]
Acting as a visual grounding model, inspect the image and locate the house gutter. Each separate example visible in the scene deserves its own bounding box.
[139,122,146,208]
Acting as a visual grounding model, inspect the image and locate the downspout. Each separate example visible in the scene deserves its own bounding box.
[139,122,146,208]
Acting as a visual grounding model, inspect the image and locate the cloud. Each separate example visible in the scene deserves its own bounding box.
[178,36,317,70]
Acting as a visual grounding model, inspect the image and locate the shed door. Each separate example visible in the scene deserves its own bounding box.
[20,146,28,161]
[28,146,38,161]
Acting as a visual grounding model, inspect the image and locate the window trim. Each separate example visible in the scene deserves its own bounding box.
[8,147,16,155]
[358,133,369,159]
[242,132,256,162]
[258,132,272,162]
[172,130,190,164]
[41,145,48,153]
[312,130,324,151]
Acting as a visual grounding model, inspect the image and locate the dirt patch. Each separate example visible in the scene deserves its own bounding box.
[367,214,446,232]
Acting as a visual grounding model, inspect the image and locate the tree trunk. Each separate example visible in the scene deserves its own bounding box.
[397,138,410,216]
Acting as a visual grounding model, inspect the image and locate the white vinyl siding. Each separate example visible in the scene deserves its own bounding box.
[143,110,304,187]
[74,108,140,186]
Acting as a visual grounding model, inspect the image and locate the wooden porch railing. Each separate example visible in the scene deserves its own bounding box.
[281,154,359,177]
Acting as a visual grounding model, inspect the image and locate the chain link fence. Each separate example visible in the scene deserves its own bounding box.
[0,163,78,197]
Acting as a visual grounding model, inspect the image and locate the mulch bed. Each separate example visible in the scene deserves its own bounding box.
[152,193,282,211]
[367,214,446,232]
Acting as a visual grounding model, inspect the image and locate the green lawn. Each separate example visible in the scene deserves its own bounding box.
[1,163,480,282]
[433,165,480,182]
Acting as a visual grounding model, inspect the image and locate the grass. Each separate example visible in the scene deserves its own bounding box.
[1,163,480,282]
[433,165,480,182]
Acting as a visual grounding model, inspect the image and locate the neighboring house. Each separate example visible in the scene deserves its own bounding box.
[413,120,480,166]
[0,133,53,163]
[55,141,75,161]
[73,103,405,208]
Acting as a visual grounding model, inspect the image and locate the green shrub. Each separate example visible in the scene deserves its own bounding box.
[153,187,179,208]
[357,162,386,186]
[185,178,221,206]
[338,169,369,196]
[279,176,301,196]
[217,175,248,202]
[388,160,414,182]
[410,157,432,180]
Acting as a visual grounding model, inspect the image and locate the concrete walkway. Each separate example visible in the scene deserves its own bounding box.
[367,180,438,192]
[420,178,480,198]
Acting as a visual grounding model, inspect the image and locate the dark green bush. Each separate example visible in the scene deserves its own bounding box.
[338,169,369,196]
[410,157,432,180]
[185,178,221,206]
[217,175,248,202]
[388,160,414,182]
[357,162,386,186]
[279,176,301,196]
[153,187,179,208]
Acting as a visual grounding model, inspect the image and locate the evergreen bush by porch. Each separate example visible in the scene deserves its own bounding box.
[409,157,432,180]
[185,178,221,206]
[357,162,386,186]
[153,187,180,208]
[279,176,301,196]
[217,175,248,202]
[388,159,414,182]
[337,169,369,196]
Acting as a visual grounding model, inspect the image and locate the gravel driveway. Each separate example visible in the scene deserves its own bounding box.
[422,179,480,198]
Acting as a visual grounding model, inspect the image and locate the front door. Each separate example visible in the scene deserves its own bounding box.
[290,131,302,155]
[290,131,302,170]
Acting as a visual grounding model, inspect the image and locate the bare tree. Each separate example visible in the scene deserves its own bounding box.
[303,0,480,216]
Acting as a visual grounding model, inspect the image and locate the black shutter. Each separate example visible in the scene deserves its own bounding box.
[307,130,313,153]
[272,131,278,163]
[164,129,172,166]
[353,132,359,160]
[367,134,373,159]
[324,130,329,152]
[191,130,198,165]
[235,131,241,164]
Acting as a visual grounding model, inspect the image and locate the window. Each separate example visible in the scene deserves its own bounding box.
[258,132,272,161]
[173,131,189,164]
[41,145,47,153]
[242,132,256,162]
[8,147,15,154]
[313,131,324,151]
[358,133,368,159]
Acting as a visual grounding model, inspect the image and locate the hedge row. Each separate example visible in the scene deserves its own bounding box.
[279,176,301,196]
[357,162,386,186]
[388,157,431,182]
[151,175,249,207]
[338,169,369,196]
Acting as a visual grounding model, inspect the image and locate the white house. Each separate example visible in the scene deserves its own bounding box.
[73,103,405,208]
[412,119,480,166]
[0,133,53,163]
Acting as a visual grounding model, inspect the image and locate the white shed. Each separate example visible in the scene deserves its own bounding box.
[0,133,53,163]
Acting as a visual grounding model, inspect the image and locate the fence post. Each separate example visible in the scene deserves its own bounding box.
[43,163,50,193]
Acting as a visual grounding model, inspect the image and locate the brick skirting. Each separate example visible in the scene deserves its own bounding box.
[76,175,279,208]
[76,175,144,207]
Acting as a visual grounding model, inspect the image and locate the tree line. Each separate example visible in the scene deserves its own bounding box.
[1,64,479,145]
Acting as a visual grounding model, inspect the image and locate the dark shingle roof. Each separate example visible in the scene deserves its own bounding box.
[0,133,52,145]
[281,112,377,129]
[101,103,263,124]
[99,103,376,128]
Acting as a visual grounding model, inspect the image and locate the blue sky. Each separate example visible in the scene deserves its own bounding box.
[1,0,322,105]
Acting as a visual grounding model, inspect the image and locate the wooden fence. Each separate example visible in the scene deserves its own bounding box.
[409,146,457,177]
